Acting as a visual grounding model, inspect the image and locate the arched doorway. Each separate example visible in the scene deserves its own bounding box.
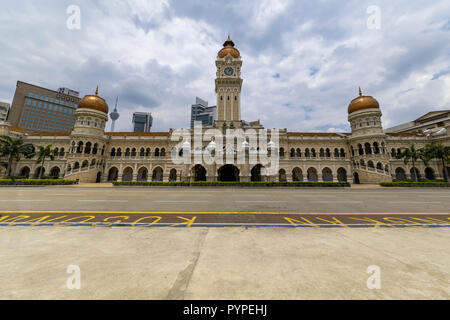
[50,167,60,178]
[122,167,133,182]
[34,167,45,178]
[193,165,207,181]
[20,166,31,178]
[337,168,347,182]
[169,169,177,182]
[108,167,118,182]
[395,168,407,180]
[251,165,263,182]
[307,168,318,182]
[137,167,148,182]
[96,172,102,183]
[425,167,435,180]
[410,167,420,180]
[322,168,333,182]
[279,169,287,182]
[353,172,360,184]
[292,168,303,182]
[152,167,164,182]
[218,165,240,182]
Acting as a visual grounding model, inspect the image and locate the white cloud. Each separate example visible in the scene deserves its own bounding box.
[0,0,448,133]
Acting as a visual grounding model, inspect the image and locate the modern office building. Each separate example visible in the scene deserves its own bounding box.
[0,102,10,122]
[133,112,153,132]
[190,97,217,128]
[8,81,80,132]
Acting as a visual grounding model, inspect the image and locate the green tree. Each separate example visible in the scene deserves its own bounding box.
[423,143,450,182]
[396,144,428,182]
[0,135,35,180]
[36,145,55,179]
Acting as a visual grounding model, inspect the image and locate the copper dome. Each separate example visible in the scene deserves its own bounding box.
[78,87,109,114]
[218,36,240,59]
[348,88,380,114]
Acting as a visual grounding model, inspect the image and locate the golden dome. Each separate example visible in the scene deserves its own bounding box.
[348,88,380,114]
[218,35,240,59]
[78,87,109,114]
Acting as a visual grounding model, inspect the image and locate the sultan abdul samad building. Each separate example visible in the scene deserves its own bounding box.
[1,37,449,183]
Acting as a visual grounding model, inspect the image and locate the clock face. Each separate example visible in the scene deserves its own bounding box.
[224,67,234,76]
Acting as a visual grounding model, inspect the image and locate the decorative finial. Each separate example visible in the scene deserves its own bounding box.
[359,87,362,96]
[227,34,231,41]
[95,86,99,95]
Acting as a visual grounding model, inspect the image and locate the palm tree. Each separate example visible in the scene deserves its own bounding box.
[0,135,35,180]
[396,144,427,182]
[36,145,55,179]
[423,143,450,182]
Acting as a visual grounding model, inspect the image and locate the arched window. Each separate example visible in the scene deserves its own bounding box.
[340,148,346,158]
[365,143,372,155]
[373,142,380,154]
[334,148,340,158]
[146,148,151,157]
[279,148,285,158]
[326,148,331,158]
[368,161,375,169]
[311,148,316,158]
[155,148,160,157]
[391,148,396,158]
[60,148,65,157]
[84,142,92,154]
[93,143,98,155]
[376,162,383,170]
[125,148,131,157]
[140,148,145,157]
[77,141,83,154]
[319,148,325,158]
[296,148,301,158]
[358,144,364,156]
[161,148,166,157]
[131,148,137,157]
[82,160,89,168]
[290,148,295,158]
[110,148,116,157]
[305,148,310,158]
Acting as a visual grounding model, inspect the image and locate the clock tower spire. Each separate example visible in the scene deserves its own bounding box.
[215,36,243,127]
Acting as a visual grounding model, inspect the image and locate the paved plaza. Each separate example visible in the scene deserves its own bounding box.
[0,186,449,299]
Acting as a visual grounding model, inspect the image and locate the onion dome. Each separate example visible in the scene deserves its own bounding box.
[78,86,109,114]
[348,87,380,114]
[218,35,241,59]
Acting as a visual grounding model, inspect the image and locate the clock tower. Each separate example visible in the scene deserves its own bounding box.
[215,36,243,127]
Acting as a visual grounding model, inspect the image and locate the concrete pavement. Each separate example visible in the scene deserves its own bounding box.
[0,227,449,299]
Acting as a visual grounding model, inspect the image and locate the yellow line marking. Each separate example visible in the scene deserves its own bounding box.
[0,211,449,216]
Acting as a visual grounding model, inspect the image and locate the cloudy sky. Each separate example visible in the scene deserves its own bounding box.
[0,0,449,132]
